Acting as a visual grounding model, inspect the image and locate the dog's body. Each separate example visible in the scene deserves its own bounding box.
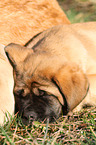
[0,0,70,46]
[5,22,96,124]
[0,0,70,125]
[0,44,14,124]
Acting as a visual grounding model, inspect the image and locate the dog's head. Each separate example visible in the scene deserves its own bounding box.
[5,43,89,125]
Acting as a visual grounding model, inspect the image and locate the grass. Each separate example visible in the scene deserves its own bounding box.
[58,0,96,23]
[0,0,96,144]
[0,107,96,144]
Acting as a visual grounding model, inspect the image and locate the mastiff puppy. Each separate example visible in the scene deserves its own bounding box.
[0,0,70,125]
[5,22,96,124]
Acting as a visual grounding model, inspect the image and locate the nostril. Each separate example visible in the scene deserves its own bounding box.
[29,115,35,122]
[22,111,37,124]
[23,116,28,120]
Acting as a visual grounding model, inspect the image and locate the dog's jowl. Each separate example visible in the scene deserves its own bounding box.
[5,22,96,124]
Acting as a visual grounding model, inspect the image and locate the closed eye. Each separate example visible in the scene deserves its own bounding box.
[38,89,46,96]
[32,87,45,96]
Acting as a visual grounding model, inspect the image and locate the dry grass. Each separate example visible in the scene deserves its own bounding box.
[0,107,96,144]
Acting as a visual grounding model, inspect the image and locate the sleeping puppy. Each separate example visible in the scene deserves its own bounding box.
[0,0,70,125]
[0,44,14,125]
[0,0,70,124]
[5,22,96,124]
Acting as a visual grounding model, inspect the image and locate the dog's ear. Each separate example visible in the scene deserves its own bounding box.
[5,43,33,67]
[52,64,89,111]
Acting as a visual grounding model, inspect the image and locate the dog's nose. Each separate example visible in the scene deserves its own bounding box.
[22,111,37,124]
[29,115,36,122]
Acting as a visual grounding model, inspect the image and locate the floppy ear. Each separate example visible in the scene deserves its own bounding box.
[4,43,33,67]
[52,64,89,112]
